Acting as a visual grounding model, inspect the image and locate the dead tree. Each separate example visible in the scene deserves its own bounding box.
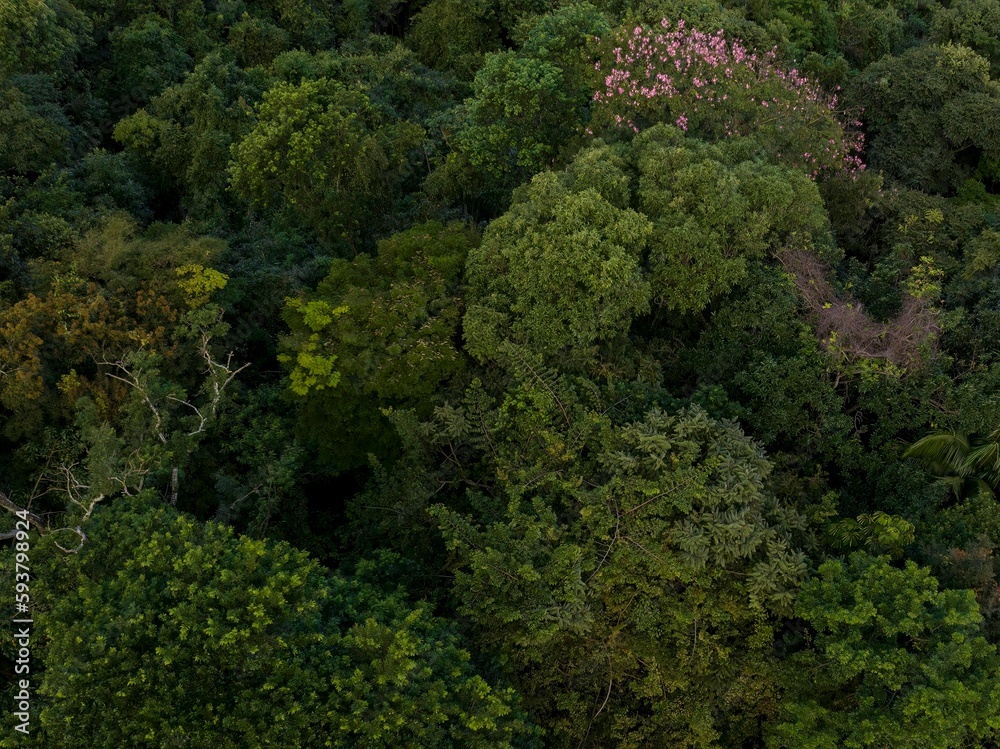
[778,248,939,373]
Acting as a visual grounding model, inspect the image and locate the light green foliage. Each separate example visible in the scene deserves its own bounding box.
[2,500,534,748]
[229,76,424,243]
[464,127,831,375]
[634,126,831,313]
[175,263,228,309]
[932,0,1000,77]
[771,553,1000,749]
[464,143,651,370]
[71,214,226,301]
[279,298,348,396]
[434,401,807,748]
[283,221,473,469]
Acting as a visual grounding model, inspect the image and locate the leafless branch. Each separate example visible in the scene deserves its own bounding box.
[779,248,939,372]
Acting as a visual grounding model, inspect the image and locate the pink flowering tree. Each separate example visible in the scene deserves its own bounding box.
[590,20,864,178]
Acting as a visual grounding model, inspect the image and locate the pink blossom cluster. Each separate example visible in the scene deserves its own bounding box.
[591,20,865,177]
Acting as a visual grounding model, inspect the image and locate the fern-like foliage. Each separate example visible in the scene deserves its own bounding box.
[828,511,916,559]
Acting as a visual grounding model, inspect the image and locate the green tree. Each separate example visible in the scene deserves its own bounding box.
[836,0,906,68]
[282,221,474,471]
[106,15,192,107]
[932,0,1000,78]
[405,0,503,79]
[0,0,87,79]
[463,142,652,373]
[0,499,536,748]
[633,126,831,313]
[904,425,1000,501]
[433,395,807,748]
[0,215,241,506]
[114,51,269,222]
[515,2,610,94]
[850,43,1000,193]
[770,553,1000,749]
[463,126,832,376]
[456,52,578,183]
[241,0,378,50]
[827,511,916,558]
[449,3,610,187]
[229,76,424,246]
[0,79,71,174]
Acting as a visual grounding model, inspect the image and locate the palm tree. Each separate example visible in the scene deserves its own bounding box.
[904,427,1000,502]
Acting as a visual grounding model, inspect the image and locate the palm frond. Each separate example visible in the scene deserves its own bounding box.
[968,442,1000,493]
[940,475,967,503]
[903,431,973,477]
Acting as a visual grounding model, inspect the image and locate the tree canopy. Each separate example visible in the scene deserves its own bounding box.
[5,0,1000,746]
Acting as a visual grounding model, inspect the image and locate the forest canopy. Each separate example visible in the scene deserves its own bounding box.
[5,0,1000,746]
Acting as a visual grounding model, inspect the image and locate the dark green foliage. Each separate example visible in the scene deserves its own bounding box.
[836,0,907,68]
[515,2,610,90]
[8,0,1000,745]
[827,511,916,557]
[114,50,269,222]
[106,15,192,106]
[0,78,72,174]
[904,424,1000,501]
[406,0,503,79]
[932,0,1000,77]
[434,401,807,748]
[266,38,458,129]
[451,4,610,186]
[851,44,1000,193]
